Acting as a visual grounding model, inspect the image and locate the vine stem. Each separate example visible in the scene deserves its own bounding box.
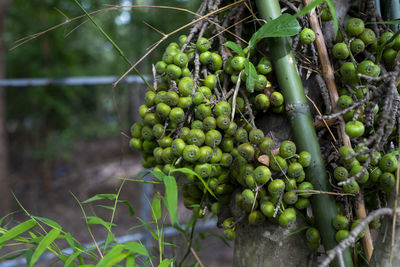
[255,1,353,266]
[303,0,374,261]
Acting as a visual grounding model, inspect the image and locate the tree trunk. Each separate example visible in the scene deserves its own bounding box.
[0,0,12,216]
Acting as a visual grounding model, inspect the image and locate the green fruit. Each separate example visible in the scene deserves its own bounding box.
[357,60,380,77]
[345,18,365,36]
[238,143,255,161]
[235,128,248,143]
[199,86,212,99]
[298,151,311,167]
[214,101,231,117]
[198,146,213,163]
[169,107,185,123]
[287,162,304,179]
[270,155,287,172]
[196,37,210,52]
[279,208,296,227]
[350,38,365,54]
[204,129,222,147]
[340,62,358,84]
[257,57,273,74]
[166,64,182,80]
[333,215,349,230]
[155,61,167,74]
[210,147,223,163]
[260,201,275,217]
[173,52,188,68]
[178,77,194,96]
[171,138,185,156]
[350,165,369,184]
[320,8,332,21]
[178,34,187,47]
[221,153,233,167]
[379,172,396,189]
[345,120,365,138]
[393,34,400,50]
[203,116,217,131]
[343,180,359,193]
[354,145,369,162]
[156,103,171,119]
[334,166,349,181]
[129,138,142,150]
[231,55,246,71]
[351,219,366,239]
[379,32,395,47]
[221,137,234,152]
[139,104,148,118]
[187,129,205,146]
[205,74,217,89]
[155,91,167,104]
[223,228,236,240]
[370,167,383,183]
[242,189,255,205]
[270,92,284,107]
[195,104,212,120]
[253,166,272,184]
[259,137,274,154]
[208,53,223,71]
[131,123,143,138]
[195,163,211,178]
[193,92,204,106]
[199,51,211,65]
[225,121,238,136]
[285,178,296,191]
[305,227,320,243]
[333,43,350,59]
[245,173,256,189]
[191,120,203,130]
[161,147,174,163]
[268,179,285,194]
[280,140,296,158]
[336,230,349,242]
[178,97,192,109]
[159,136,173,148]
[298,182,313,197]
[248,210,266,225]
[254,94,270,111]
[295,197,310,210]
[383,48,397,66]
[216,115,230,130]
[255,74,268,91]
[183,144,200,162]
[249,129,264,146]
[162,49,177,64]
[145,91,156,107]
[300,28,316,44]
[141,125,154,141]
[283,191,298,205]
[360,28,376,45]
[337,95,353,110]
[379,154,398,172]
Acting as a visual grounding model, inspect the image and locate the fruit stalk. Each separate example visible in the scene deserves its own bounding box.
[255,0,353,266]
[302,0,374,260]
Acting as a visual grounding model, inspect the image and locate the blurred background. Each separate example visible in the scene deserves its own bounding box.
[0,0,232,265]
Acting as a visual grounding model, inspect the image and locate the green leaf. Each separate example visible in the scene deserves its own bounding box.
[171,168,217,199]
[325,0,338,39]
[124,241,149,257]
[136,217,158,240]
[285,225,310,238]
[366,20,400,25]
[244,60,258,93]
[223,41,245,57]
[95,244,125,267]
[152,195,162,220]
[163,175,178,225]
[0,219,37,248]
[29,228,61,267]
[104,232,115,248]
[150,170,166,181]
[32,216,62,230]
[86,216,116,232]
[295,0,325,18]
[82,194,117,204]
[118,200,135,216]
[64,251,82,267]
[249,13,301,48]
[158,259,173,267]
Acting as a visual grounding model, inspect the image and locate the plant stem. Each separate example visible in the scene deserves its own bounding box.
[255,0,353,266]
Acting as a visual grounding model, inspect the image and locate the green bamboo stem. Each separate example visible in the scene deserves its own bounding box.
[255,1,354,266]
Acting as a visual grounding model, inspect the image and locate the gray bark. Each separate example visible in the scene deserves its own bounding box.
[0,0,12,216]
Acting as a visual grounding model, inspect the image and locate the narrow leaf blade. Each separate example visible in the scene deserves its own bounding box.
[163,176,178,225]
[295,0,325,18]
[325,0,338,39]
[124,241,149,257]
[29,228,61,267]
[171,168,216,198]
[158,259,172,267]
[223,41,245,57]
[0,219,37,246]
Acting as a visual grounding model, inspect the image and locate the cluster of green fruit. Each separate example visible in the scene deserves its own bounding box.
[129,33,317,241]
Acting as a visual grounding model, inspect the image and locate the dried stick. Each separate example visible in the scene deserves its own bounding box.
[303,0,374,260]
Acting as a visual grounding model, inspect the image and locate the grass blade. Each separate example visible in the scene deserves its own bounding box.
[29,228,61,267]
[0,219,37,248]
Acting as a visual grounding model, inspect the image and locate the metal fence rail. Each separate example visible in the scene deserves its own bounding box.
[0,75,150,87]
